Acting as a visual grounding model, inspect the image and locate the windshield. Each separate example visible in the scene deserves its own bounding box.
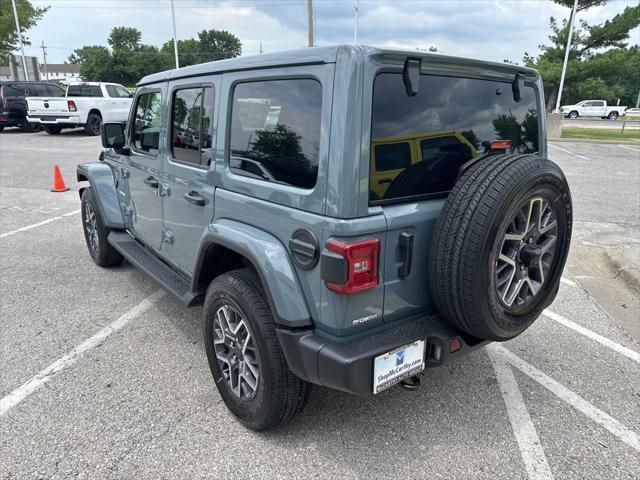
[370,73,539,203]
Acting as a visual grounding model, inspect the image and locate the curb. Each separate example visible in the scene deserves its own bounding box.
[603,251,640,294]
[549,138,640,145]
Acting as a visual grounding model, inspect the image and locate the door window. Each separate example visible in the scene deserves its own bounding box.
[132,91,162,155]
[106,85,131,98]
[229,78,322,189]
[170,86,215,167]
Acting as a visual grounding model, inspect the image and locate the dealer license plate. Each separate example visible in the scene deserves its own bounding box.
[373,340,425,394]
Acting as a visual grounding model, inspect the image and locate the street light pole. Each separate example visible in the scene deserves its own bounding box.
[307,0,314,47]
[353,0,359,43]
[554,0,578,113]
[170,0,179,69]
[11,0,30,81]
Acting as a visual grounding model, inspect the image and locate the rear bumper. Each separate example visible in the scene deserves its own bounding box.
[26,115,82,126]
[277,313,488,395]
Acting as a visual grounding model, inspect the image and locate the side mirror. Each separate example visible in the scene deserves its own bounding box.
[403,57,422,97]
[102,122,126,149]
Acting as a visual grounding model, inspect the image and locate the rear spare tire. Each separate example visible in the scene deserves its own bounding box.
[428,153,572,341]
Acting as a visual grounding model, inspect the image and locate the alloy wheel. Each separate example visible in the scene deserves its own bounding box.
[213,304,260,401]
[495,196,558,309]
[84,202,99,253]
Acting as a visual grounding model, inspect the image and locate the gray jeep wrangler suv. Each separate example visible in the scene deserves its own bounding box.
[77,45,572,430]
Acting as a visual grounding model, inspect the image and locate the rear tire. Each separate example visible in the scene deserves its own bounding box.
[21,121,42,133]
[81,188,123,267]
[44,125,62,135]
[203,268,310,431]
[607,111,619,120]
[84,112,102,136]
[428,153,572,341]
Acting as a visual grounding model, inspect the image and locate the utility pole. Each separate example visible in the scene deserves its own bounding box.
[41,41,49,81]
[554,0,578,113]
[259,42,263,54]
[353,0,359,43]
[170,0,179,68]
[307,0,314,47]
[11,0,29,81]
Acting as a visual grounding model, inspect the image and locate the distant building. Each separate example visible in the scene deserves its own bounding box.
[0,59,82,83]
[40,63,82,82]
[0,66,10,81]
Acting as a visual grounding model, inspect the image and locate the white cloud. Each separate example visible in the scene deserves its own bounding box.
[20,0,640,65]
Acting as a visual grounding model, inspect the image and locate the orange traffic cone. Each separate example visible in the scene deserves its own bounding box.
[50,164,70,192]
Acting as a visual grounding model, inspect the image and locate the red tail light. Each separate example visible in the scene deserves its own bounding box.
[67,100,77,112]
[325,238,380,294]
[490,139,512,149]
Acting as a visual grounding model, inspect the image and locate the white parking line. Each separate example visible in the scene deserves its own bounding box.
[618,145,640,153]
[0,290,165,417]
[560,277,577,287]
[493,345,640,452]
[487,346,554,480]
[543,310,640,364]
[549,144,590,160]
[0,209,80,239]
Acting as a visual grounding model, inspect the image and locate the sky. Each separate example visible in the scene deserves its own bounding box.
[19,0,640,65]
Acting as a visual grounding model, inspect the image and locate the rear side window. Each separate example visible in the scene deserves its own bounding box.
[26,84,49,96]
[132,91,162,155]
[374,142,411,171]
[45,84,65,97]
[229,78,322,189]
[171,86,215,167]
[370,73,539,203]
[2,84,27,97]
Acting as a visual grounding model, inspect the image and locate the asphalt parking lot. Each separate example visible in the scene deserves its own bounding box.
[1,129,639,479]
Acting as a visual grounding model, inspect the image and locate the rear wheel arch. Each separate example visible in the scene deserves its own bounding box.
[193,234,312,329]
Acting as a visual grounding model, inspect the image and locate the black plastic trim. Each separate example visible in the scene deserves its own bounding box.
[277,313,488,395]
[320,248,348,285]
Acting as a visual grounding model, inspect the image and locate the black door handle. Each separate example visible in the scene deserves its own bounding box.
[144,177,158,189]
[183,191,205,206]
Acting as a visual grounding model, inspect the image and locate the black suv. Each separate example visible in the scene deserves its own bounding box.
[0,81,66,132]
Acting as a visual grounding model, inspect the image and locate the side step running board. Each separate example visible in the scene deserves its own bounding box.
[107,231,203,306]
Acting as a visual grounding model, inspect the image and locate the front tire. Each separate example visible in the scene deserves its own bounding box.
[84,112,102,136]
[203,269,309,431]
[81,188,123,267]
[568,111,579,119]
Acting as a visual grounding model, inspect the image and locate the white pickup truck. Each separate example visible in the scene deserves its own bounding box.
[559,100,627,120]
[26,82,132,135]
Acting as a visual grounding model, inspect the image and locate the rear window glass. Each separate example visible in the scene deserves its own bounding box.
[67,84,103,97]
[370,73,539,203]
[229,78,322,189]
[2,84,27,97]
[45,84,65,97]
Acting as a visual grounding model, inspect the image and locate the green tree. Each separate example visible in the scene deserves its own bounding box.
[524,3,640,110]
[76,46,113,82]
[197,29,242,62]
[0,0,48,61]
[160,38,201,67]
[108,26,142,53]
[251,124,303,160]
